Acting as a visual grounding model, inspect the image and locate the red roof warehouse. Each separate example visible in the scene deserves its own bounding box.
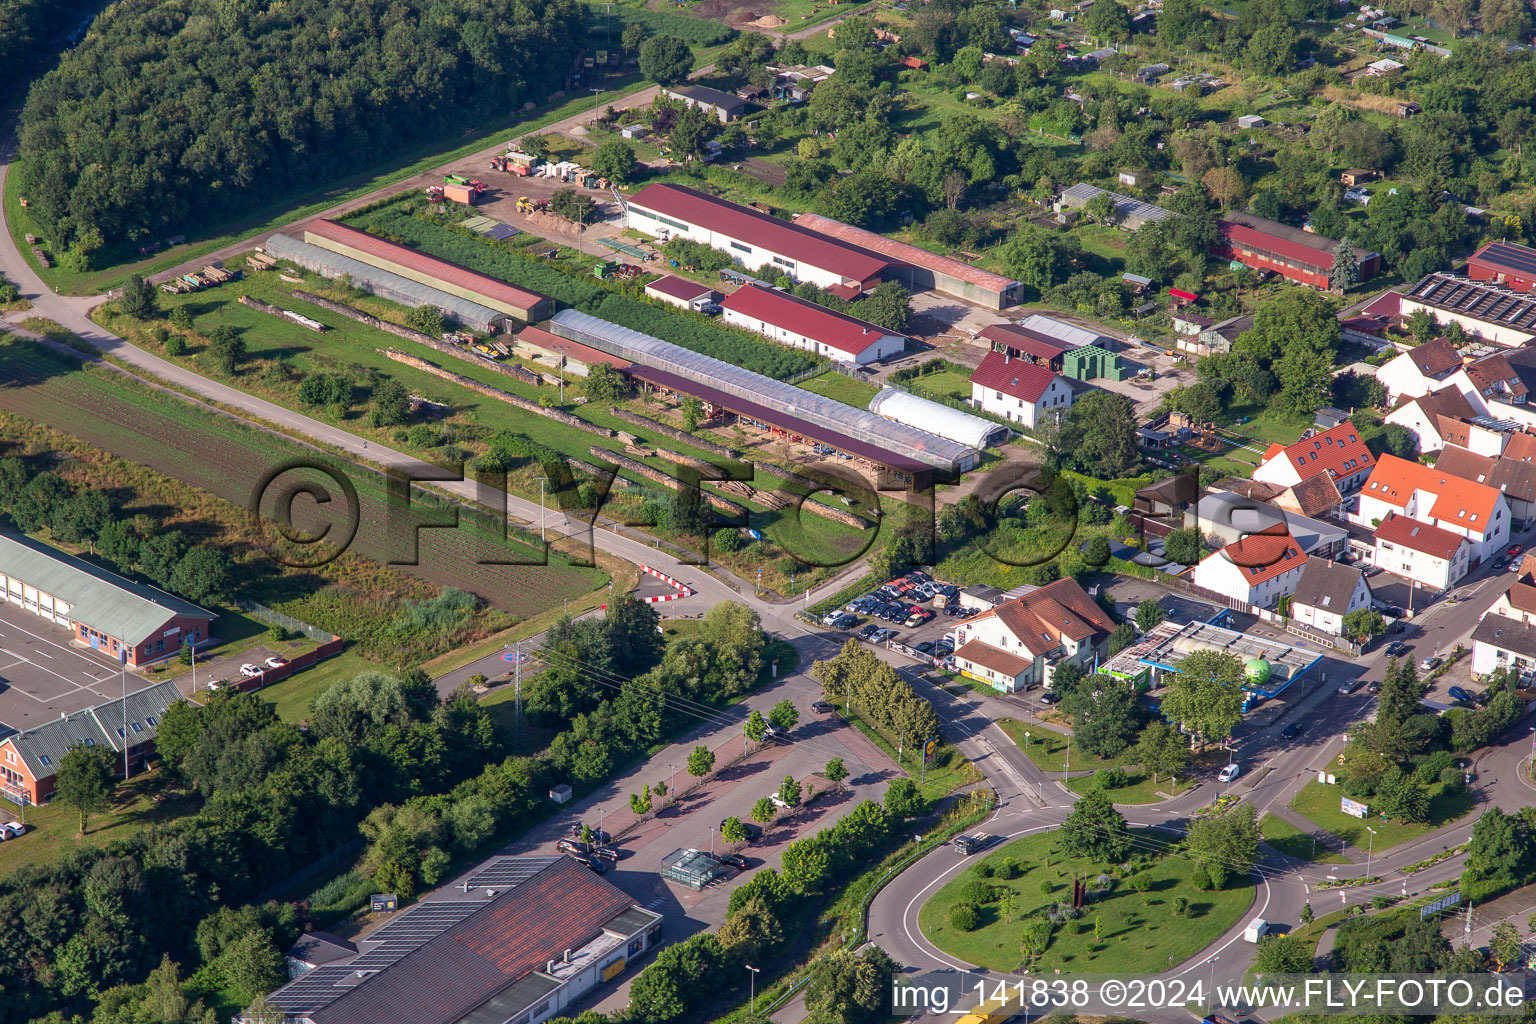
[719,285,906,364]
[304,219,552,322]
[624,184,889,293]
[1214,213,1380,291]
[1467,241,1536,294]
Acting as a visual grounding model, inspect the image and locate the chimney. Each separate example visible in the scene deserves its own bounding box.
[548,961,557,974]
[563,948,573,963]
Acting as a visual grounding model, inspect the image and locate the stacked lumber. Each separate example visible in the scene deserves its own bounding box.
[609,407,738,458]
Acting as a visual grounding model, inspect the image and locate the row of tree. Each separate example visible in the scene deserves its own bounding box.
[812,640,941,761]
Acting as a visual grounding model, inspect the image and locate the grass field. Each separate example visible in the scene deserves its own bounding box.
[901,369,975,404]
[1065,767,1192,804]
[0,771,197,877]
[918,830,1254,973]
[796,370,881,409]
[997,720,1188,803]
[1288,779,1474,852]
[1260,813,1351,865]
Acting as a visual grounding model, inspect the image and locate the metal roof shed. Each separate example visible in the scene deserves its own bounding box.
[548,309,978,475]
[868,389,1010,450]
[262,234,513,333]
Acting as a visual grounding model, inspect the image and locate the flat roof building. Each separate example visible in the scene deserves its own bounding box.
[1398,272,1536,348]
[1098,619,1322,707]
[254,856,662,1024]
[304,220,552,323]
[624,184,890,293]
[0,533,214,670]
[792,212,1024,309]
[719,285,905,365]
[664,84,749,122]
[1215,212,1380,291]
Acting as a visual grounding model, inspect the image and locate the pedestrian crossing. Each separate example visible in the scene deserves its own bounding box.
[644,897,665,909]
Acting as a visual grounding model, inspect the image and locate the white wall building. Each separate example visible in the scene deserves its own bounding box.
[949,578,1113,693]
[1191,527,1308,609]
[968,349,1074,428]
[1372,512,1468,589]
[1290,556,1372,636]
[1251,421,1376,495]
[1356,453,1510,564]
[1374,337,1465,403]
[719,285,905,365]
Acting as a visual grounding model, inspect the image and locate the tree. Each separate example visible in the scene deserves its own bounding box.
[549,187,599,226]
[1274,346,1334,417]
[1061,790,1130,862]
[405,304,444,336]
[667,484,710,536]
[370,377,411,427]
[686,744,715,778]
[1202,166,1247,209]
[848,281,912,333]
[1236,289,1339,365]
[170,547,233,605]
[629,783,654,818]
[1085,191,1118,224]
[55,743,117,834]
[824,756,848,791]
[1135,598,1166,633]
[805,946,897,1024]
[1491,920,1523,970]
[778,774,802,809]
[1254,933,1313,973]
[721,815,749,845]
[207,325,245,375]
[751,795,777,825]
[1186,799,1260,888]
[1066,681,1144,759]
[1246,23,1297,75]
[1159,649,1245,747]
[119,274,159,319]
[621,22,648,52]
[583,362,627,401]
[1133,720,1191,784]
[1162,528,1206,566]
[1483,0,1533,37]
[768,699,799,733]
[679,395,704,432]
[223,929,286,1001]
[1059,391,1140,477]
[1342,608,1386,641]
[591,137,639,184]
[717,894,782,961]
[1084,0,1132,41]
[822,169,901,229]
[744,709,768,744]
[884,777,923,819]
[1375,767,1429,823]
[1330,239,1361,291]
[639,36,693,85]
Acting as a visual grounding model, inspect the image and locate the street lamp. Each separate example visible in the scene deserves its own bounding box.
[1366,826,1377,880]
[746,964,760,1014]
[1206,955,1219,1001]
[708,825,716,856]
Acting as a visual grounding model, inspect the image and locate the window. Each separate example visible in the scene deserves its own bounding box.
[772,256,794,268]
[39,755,50,766]
[83,738,94,747]
[729,241,751,253]
[116,728,125,738]
[130,722,142,734]
[146,716,157,726]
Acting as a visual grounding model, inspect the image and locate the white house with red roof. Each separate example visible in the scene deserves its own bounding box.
[948,578,1114,693]
[1250,422,1375,495]
[719,285,905,364]
[1372,512,1468,589]
[1191,525,1308,609]
[625,183,889,293]
[1373,337,1466,403]
[968,350,1074,428]
[1356,453,1510,564]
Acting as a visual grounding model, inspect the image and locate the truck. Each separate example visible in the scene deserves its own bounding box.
[954,832,998,855]
[1243,918,1269,942]
[957,995,1018,1024]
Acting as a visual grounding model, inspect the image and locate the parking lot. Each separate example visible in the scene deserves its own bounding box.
[0,600,145,732]
[818,571,981,669]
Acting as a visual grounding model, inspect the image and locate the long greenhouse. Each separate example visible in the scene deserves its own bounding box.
[548,309,979,480]
[261,233,514,333]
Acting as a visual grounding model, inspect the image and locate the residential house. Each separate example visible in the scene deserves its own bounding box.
[1250,421,1376,495]
[1356,453,1510,564]
[1375,338,1465,402]
[1383,387,1481,455]
[1190,525,1308,609]
[949,578,1114,693]
[1180,314,1252,357]
[1290,557,1372,636]
[1372,512,1469,589]
[1186,489,1348,557]
[1471,613,1536,677]
[969,349,1075,428]
[1433,436,1536,525]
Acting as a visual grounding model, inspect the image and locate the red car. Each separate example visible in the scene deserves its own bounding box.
[1510,545,1524,558]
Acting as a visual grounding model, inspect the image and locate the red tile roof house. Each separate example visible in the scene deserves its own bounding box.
[1250,421,1375,495]
[968,349,1074,428]
[1372,511,1469,589]
[624,183,890,293]
[251,855,662,1024]
[1191,524,1308,610]
[1355,452,1510,567]
[643,274,718,311]
[948,578,1114,692]
[1467,240,1536,294]
[304,220,552,322]
[719,285,906,364]
[1213,212,1380,292]
[977,323,1068,371]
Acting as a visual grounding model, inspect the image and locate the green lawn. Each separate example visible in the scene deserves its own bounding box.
[1259,813,1351,865]
[796,370,881,410]
[998,719,1125,775]
[1288,779,1474,852]
[901,369,974,403]
[919,830,1254,973]
[257,650,379,724]
[1066,767,1191,804]
[839,698,976,800]
[0,771,199,877]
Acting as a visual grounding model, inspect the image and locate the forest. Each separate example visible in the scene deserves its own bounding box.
[0,0,95,92]
[15,0,587,260]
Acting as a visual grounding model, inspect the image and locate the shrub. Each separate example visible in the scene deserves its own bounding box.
[1415,750,1453,785]
[1190,863,1214,891]
[960,880,994,905]
[164,335,187,357]
[1094,766,1129,790]
[1129,872,1153,892]
[1172,896,1188,915]
[949,903,981,931]
[996,858,1021,880]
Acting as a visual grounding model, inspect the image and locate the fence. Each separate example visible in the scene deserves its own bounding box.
[239,600,336,644]
[254,837,364,903]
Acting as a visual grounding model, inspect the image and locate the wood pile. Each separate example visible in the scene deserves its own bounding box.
[383,349,614,437]
[609,407,738,458]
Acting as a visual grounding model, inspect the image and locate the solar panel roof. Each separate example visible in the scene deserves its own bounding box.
[1473,241,1536,279]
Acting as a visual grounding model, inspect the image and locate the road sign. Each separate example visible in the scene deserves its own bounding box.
[1420,891,1461,919]
[924,737,938,763]
[503,650,526,664]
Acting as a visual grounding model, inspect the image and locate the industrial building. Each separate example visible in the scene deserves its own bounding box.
[0,680,182,806]
[1394,273,1536,348]
[868,389,1010,450]
[623,184,889,293]
[0,533,215,668]
[792,212,1024,309]
[1214,213,1380,291]
[548,309,978,483]
[255,856,662,1024]
[262,234,514,334]
[719,285,905,365]
[303,219,552,323]
[1055,183,1175,231]
[1467,240,1536,293]
[1097,617,1322,709]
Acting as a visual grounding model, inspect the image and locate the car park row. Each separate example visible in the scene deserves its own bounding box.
[819,571,979,669]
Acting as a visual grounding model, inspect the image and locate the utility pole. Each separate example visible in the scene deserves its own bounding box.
[540,477,547,543]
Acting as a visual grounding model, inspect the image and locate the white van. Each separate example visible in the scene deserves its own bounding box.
[1218,763,1241,783]
[1244,918,1269,942]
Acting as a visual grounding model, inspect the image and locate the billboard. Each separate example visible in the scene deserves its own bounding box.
[1340,796,1369,819]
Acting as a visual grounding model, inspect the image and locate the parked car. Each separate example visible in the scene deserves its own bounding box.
[0,821,22,840]
[1448,685,1481,705]
[264,656,288,669]
[556,838,589,856]
[915,640,937,655]
[1384,640,1410,657]
[1495,557,1510,572]
[871,628,896,643]
[820,609,844,627]
[718,852,750,870]
[1281,721,1303,739]
[906,610,933,628]
[1422,655,1443,671]
[830,613,858,630]
[768,793,792,810]
[812,700,834,713]
[1040,690,1061,704]
[582,855,607,874]
[935,640,954,658]
[1368,680,1382,695]
[1218,763,1242,783]
[858,624,880,641]
[1510,560,1522,573]
[206,679,231,691]
[239,664,262,678]
[1337,679,1361,695]
[1510,544,1525,558]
